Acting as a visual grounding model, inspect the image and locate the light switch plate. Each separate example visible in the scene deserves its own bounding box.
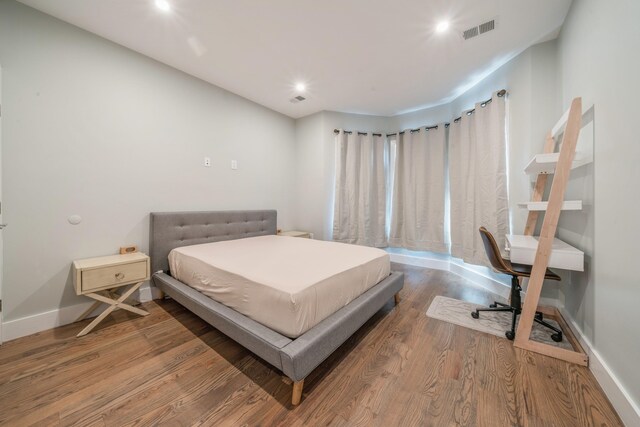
[204,157,211,167]
[231,160,238,170]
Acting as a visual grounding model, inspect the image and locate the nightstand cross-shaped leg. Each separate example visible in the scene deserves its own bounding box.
[77,281,149,337]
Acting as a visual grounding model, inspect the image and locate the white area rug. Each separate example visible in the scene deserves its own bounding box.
[426,296,573,350]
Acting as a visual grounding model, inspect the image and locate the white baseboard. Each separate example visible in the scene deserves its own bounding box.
[138,282,164,302]
[389,252,567,307]
[391,252,638,425]
[389,252,511,299]
[558,307,640,427]
[4,253,504,342]
[2,282,157,343]
[3,262,638,426]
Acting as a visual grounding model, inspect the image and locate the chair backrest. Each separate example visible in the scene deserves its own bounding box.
[478,227,511,274]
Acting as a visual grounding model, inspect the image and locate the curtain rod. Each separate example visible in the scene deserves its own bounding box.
[333,89,507,137]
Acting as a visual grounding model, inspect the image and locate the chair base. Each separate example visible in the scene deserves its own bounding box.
[471,276,563,342]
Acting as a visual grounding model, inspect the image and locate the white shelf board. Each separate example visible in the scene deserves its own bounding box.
[505,234,584,271]
[517,201,583,211]
[524,152,591,175]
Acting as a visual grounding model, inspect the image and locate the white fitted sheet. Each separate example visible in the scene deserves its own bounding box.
[168,235,390,338]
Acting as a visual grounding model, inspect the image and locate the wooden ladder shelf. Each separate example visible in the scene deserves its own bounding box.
[512,97,589,366]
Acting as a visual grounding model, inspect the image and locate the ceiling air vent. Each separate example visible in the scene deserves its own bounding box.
[290,95,306,103]
[463,26,479,40]
[462,18,497,40]
[479,19,495,35]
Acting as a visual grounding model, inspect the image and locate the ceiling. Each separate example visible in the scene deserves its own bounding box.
[19,0,572,118]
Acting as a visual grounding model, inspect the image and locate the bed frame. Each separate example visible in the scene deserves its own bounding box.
[149,210,404,405]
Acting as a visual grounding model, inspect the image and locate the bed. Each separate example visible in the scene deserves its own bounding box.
[150,210,404,405]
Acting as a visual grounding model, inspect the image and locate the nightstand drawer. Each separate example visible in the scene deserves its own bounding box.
[81,260,148,292]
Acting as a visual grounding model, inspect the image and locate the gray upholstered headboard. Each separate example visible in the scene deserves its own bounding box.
[149,210,277,274]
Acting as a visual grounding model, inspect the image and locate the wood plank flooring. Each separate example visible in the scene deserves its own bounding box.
[0,264,622,426]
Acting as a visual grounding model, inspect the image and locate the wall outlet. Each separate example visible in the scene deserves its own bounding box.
[231,160,238,170]
[204,157,211,167]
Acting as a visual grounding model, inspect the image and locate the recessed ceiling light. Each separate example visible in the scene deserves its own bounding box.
[155,0,171,12]
[295,83,306,92]
[436,21,450,33]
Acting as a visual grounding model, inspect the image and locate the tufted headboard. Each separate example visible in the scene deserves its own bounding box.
[149,210,277,274]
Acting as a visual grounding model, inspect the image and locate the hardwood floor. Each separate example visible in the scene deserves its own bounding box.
[0,264,622,426]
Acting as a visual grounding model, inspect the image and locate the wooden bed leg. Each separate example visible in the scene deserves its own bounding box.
[394,292,401,305]
[291,380,304,406]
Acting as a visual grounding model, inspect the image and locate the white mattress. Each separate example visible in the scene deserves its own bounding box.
[168,235,390,338]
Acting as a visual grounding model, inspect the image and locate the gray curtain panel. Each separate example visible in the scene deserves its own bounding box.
[332,131,387,247]
[449,92,509,266]
[389,126,447,253]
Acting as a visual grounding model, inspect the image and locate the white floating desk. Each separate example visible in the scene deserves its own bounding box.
[517,200,582,211]
[505,235,584,272]
[524,152,591,175]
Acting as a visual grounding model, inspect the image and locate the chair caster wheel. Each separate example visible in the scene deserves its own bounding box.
[535,312,543,321]
[489,304,497,308]
[471,312,479,319]
[505,331,515,340]
[551,333,563,342]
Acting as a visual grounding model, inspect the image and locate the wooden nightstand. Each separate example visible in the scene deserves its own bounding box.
[278,230,312,238]
[72,252,150,337]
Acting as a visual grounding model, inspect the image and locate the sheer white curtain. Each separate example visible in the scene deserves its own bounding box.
[449,92,509,266]
[389,126,447,252]
[332,130,387,247]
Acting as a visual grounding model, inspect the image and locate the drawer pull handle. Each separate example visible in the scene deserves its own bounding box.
[115,272,125,280]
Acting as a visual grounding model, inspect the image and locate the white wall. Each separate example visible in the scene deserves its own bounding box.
[293,113,325,239]
[388,103,451,131]
[292,45,561,296]
[296,42,561,258]
[3,1,638,418]
[0,1,296,323]
[294,110,394,240]
[0,64,3,340]
[295,3,640,416]
[293,4,640,418]
[557,0,640,415]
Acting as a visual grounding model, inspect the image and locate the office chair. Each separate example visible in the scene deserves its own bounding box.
[471,227,563,342]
